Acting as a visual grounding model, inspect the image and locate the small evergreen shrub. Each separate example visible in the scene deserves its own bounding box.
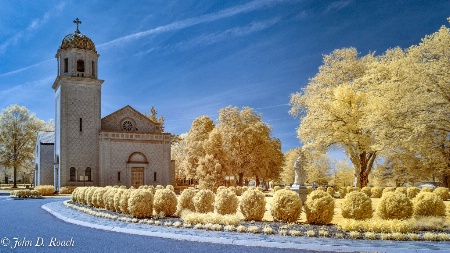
[395,187,407,196]
[105,188,118,211]
[270,189,302,222]
[154,189,177,217]
[341,191,373,220]
[407,187,420,199]
[361,187,372,197]
[273,186,281,192]
[85,187,97,207]
[155,185,164,190]
[239,187,266,221]
[35,185,55,196]
[316,186,325,191]
[235,186,243,196]
[338,187,347,198]
[371,186,382,198]
[306,186,313,194]
[59,186,76,194]
[119,189,133,214]
[382,187,395,196]
[128,189,153,218]
[216,186,227,194]
[76,187,87,204]
[215,188,238,215]
[113,188,125,212]
[93,187,108,208]
[433,187,449,201]
[228,186,237,195]
[193,189,215,213]
[166,185,175,192]
[413,192,446,217]
[304,190,335,224]
[376,192,413,220]
[177,188,196,214]
[421,187,433,193]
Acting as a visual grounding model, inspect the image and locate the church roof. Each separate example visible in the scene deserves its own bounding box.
[37,131,55,144]
[60,32,96,53]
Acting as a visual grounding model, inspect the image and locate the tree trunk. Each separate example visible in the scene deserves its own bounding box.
[13,165,17,188]
[353,151,376,188]
[442,174,449,188]
[255,176,260,188]
[238,173,244,186]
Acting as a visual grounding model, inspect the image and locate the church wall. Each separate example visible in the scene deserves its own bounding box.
[38,144,54,186]
[101,107,157,133]
[58,81,101,186]
[99,132,173,187]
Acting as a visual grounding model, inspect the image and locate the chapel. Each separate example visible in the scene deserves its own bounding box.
[34,19,175,189]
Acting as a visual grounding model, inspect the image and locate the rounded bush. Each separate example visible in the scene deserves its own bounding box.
[304,190,335,224]
[273,186,281,192]
[155,185,164,190]
[128,189,153,218]
[306,186,313,194]
[236,186,243,196]
[119,189,133,214]
[177,188,196,213]
[341,191,372,220]
[215,188,238,215]
[347,187,360,193]
[433,187,449,201]
[316,186,325,192]
[326,187,335,197]
[420,187,433,193]
[113,189,125,212]
[395,187,407,196]
[382,187,395,196]
[407,187,420,199]
[371,186,382,198]
[166,185,175,192]
[216,186,227,194]
[104,188,118,211]
[240,188,266,221]
[77,187,88,205]
[338,187,347,198]
[361,187,372,197]
[271,189,302,222]
[154,189,177,217]
[71,187,79,202]
[413,192,446,217]
[34,185,55,196]
[193,189,215,213]
[93,187,108,208]
[85,187,97,207]
[376,192,413,220]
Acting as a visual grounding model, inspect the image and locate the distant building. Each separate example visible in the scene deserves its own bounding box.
[34,20,174,189]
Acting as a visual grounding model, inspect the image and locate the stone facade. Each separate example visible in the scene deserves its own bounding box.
[34,132,55,186]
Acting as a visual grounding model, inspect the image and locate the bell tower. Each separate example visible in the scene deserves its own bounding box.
[52,18,104,189]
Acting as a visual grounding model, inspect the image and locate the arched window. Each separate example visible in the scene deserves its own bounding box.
[70,167,76,181]
[77,59,85,72]
[85,167,91,181]
[64,58,68,73]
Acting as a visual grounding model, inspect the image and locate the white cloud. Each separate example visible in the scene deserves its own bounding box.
[99,0,288,49]
[324,0,353,13]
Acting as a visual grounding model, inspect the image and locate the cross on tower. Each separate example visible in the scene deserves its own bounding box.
[73,18,82,33]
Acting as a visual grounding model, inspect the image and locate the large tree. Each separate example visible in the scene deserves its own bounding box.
[290,48,377,187]
[0,105,45,188]
[217,106,284,186]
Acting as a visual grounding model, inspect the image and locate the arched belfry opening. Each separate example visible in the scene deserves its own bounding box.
[77,59,85,72]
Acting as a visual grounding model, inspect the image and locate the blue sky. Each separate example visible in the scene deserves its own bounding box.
[0,0,449,158]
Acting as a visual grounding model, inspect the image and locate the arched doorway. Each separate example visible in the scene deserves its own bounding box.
[127,152,148,188]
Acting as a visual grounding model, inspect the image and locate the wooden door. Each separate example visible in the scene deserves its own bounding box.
[131,167,144,188]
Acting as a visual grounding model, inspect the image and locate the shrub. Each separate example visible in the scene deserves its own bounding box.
[113,189,125,212]
[376,192,413,220]
[215,188,238,215]
[166,185,175,192]
[59,186,76,194]
[421,187,433,193]
[433,187,449,201]
[35,185,55,196]
[347,187,360,193]
[361,187,372,197]
[382,187,395,196]
[228,186,237,195]
[128,189,153,218]
[154,189,177,217]
[326,187,335,197]
[216,186,227,194]
[181,211,241,226]
[304,190,335,224]
[193,189,215,213]
[85,187,97,207]
[413,192,446,217]
[71,187,79,202]
[119,189,133,214]
[104,188,118,211]
[341,191,373,220]
[76,187,87,204]
[273,186,281,192]
[177,188,196,214]
[93,187,108,208]
[235,186,243,196]
[239,187,266,221]
[407,187,420,199]
[306,186,313,194]
[316,186,325,192]
[395,187,407,196]
[270,189,302,222]
[371,186,382,198]
[155,185,164,190]
[338,187,347,198]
